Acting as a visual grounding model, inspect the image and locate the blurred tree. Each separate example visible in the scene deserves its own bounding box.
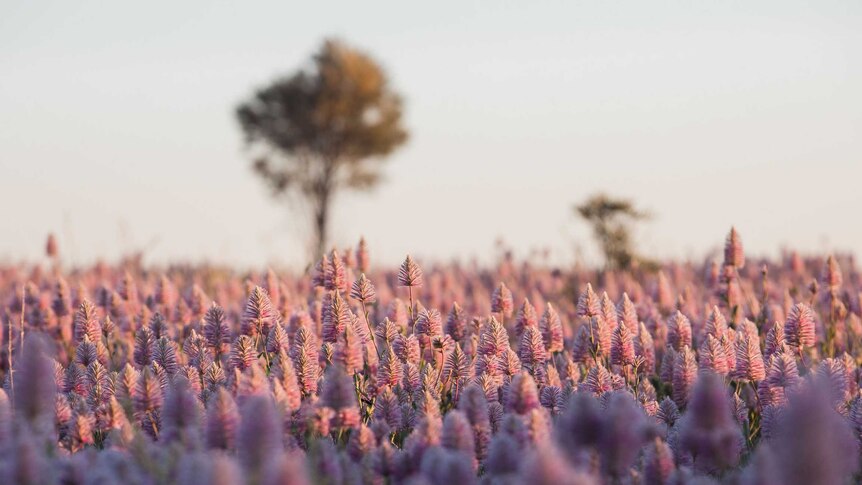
[236,39,408,259]
[576,194,650,271]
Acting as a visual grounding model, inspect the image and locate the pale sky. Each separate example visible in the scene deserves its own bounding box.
[1,1,861,269]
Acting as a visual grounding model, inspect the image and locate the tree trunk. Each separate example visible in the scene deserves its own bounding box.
[312,163,335,260]
[313,191,330,260]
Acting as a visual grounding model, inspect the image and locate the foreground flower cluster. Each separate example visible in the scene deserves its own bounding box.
[2,230,862,484]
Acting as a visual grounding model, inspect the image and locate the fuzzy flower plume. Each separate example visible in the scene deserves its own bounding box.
[242,286,278,337]
[324,249,348,292]
[445,302,467,342]
[821,255,842,291]
[539,303,564,353]
[599,392,651,478]
[515,299,539,338]
[322,290,351,344]
[398,254,424,287]
[491,283,514,319]
[519,443,597,485]
[14,335,57,428]
[350,273,377,303]
[610,323,635,366]
[724,226,745,269]
[519,326,548,369]
[617,293,639,333]
[576,283,601,318]
[784,303,816,350]
[356,237,370,273]
[238,395,283,472]
[667,311,692,351]
[733,333,766,382]
[699,335,729,376]
[506,372,540,415]
[672,346,698,407]
[320,365,360,429]
[773,384,859,485]
[73,299,101,344]
[204,303,231,352]
[678,372,742,473]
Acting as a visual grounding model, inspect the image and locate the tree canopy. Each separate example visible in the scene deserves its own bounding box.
[236,39,408,258]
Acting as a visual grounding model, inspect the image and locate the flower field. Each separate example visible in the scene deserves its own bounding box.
[1,229,860,484]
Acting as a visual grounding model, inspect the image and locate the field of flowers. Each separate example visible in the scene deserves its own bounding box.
[1,229,860,484]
